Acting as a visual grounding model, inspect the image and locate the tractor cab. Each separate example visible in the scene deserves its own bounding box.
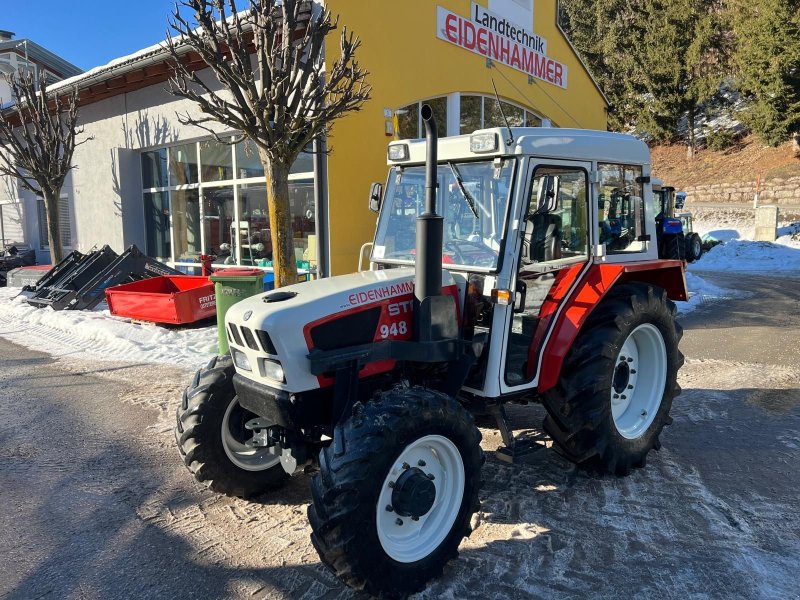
[370,127,676,399]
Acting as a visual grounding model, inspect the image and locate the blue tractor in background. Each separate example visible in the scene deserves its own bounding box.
[654,181,703,262]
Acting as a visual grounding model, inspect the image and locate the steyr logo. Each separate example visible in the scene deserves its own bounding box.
[243,310,252,321]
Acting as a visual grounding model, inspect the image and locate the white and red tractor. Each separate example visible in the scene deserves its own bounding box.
[175,105,686,597]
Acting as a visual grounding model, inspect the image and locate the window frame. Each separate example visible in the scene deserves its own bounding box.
[596,162,647,255]
[140,136,315,271]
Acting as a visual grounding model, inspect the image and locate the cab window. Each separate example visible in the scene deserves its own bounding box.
[597,164,646,253]
[521,166,589,266]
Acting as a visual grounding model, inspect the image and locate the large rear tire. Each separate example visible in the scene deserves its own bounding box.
[308,386,482,598]
[542,283,683,475]
[662,233,685,260]
[175,355,288,498]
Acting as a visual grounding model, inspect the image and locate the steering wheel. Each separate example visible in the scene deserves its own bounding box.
[444,239,498,267]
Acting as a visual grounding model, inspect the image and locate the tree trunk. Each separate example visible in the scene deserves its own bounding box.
[260,151,297,288]
[686,110,696,160]
[43,188,64,264]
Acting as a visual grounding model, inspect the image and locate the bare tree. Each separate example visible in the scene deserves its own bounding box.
[0,70,89,263]
[167,0,371,287]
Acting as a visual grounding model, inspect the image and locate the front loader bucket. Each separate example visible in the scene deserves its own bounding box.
[27,246,119,310]
[69,245,181,311]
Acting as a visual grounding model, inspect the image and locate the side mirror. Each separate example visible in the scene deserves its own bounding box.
[536,175,560,214]
[368,182,383,213]
[675,192,686,210]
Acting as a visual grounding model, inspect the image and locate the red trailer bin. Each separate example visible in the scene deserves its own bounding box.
[105,276,216,325]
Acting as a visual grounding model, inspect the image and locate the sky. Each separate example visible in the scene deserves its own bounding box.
[4,1,189,71]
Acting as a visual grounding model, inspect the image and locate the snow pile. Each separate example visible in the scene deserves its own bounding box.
[0,287,217,366]
[692,239,800,273]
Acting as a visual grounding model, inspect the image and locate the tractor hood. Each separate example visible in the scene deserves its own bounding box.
[224,268,458,393]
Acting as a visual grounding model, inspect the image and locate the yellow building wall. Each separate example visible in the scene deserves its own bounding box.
[323,0,608,275]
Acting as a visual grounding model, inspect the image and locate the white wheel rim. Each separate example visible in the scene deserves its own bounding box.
[611,323,667,440]
[693,238,701,255]
[376,435,465,563]
[221,397,281,471]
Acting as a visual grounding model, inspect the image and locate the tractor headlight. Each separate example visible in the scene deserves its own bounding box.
[231,348,252,372]
[470,132,498,153]
[262,359,285,383]
[388,143,409,162]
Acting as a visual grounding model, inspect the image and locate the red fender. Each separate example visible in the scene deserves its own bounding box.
[536,260,686,393]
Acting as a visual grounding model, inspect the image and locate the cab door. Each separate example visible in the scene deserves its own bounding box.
[496,160,594,395]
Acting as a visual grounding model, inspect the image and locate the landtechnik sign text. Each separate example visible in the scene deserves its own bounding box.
[436,3,568,89]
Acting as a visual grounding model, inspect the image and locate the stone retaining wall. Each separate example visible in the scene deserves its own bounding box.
[684,176,800,205]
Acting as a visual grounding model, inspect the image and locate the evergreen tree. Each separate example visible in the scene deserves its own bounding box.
[732,0,800,148]
[631,0,727,157]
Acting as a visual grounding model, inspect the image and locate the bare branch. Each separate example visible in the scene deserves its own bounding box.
[0,68,91,261]
[165,0,370,286]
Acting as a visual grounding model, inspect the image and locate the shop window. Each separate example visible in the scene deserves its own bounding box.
[141,136,315,268]
[202,186,235,264]
[597,164,646,254]
[485,99,524,128]
[37,196,71,250]
[459,94,544,134]
[525,112,542,127]
[200,139,233,182]
[235,138,264,179]
[143,191,170,259]
[172,189,201,262]
[396,103,419,139]
[396,97,447,139]
[460,95,482,133]
[141,149,167,188]
[169,143,198,185]
[238,179,315,266]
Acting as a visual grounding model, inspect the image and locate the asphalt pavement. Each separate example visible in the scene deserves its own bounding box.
[0,272,798,599]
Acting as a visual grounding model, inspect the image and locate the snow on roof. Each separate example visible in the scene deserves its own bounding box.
[46,38,173,94]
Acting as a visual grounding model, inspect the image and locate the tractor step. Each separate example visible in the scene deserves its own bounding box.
[488,405,548,464]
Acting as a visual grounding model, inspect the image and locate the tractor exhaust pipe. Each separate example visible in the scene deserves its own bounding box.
[415,104,443,302]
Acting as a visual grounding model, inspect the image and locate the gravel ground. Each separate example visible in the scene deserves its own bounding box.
[1,272,799,600]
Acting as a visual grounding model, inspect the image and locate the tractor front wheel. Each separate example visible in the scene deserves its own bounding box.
[685,233,703,262]
[308,386,483,597]
[542,283,683,475]
[175,354,288,498]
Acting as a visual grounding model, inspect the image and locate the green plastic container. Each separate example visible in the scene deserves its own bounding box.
[210,268,265,354]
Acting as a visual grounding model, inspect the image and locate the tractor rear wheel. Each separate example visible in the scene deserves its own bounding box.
[542,283,683,475]
[175,354,288,498]
[662,233,685,260]
[308,386,482,598]
[685,233,703,262]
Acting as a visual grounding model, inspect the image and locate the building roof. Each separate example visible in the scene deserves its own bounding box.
[0,38,83,80]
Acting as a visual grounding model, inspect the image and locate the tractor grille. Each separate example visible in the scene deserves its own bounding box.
[227,323,244,346]
[256,329,277,354]
[240,326,260,350]
[228,322,277,355]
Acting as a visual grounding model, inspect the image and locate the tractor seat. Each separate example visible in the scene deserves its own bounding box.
[524,213,563,263]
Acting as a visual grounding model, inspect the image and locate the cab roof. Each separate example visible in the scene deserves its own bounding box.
[388,127,651,167]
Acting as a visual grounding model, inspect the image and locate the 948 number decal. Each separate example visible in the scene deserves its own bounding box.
[379,320,408,338]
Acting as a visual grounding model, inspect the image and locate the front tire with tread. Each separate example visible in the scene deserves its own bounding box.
[175,354,288,498]
[308,386,482,598]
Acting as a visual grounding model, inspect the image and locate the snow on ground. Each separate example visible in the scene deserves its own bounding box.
[690,211,800,274]
[677,272,735,314]
[0,287,217,367]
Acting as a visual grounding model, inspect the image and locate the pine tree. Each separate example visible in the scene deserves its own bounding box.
[732,0,800,148]
[631,0,727,157]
